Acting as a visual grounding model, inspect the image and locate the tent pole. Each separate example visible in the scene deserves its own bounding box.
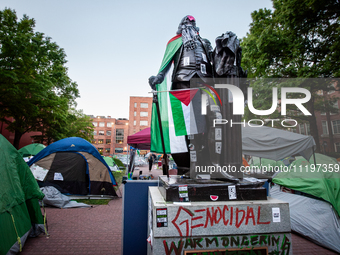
[153,92,169,178]
[312,146,316,165]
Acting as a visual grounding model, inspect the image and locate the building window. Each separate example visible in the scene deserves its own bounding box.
[107,130,111,136]
[299,124,306,135]
[140,120,148,126]
[99,122,105,127]
[105,148,110,153]
[107,122,112,127]
[332,120,340,134]
[106,139,111,144]
[134,102,137,108]
[322,121,328,135]
[335,143,340,152]
[328,84,335,94]
[134,111,137,117]
[99,130,105,135]
[331,101,339,115]
[140,103,148,108]
[98,148,103,154]
[306,123,311,135]
[140,111,148,117]
[116,129,124,144]
[98,139,104,144]
[115,148,124,153]
[93,131,97,136]
[134,120,136,126]
[92,139,96,144]
[93,122,98,127]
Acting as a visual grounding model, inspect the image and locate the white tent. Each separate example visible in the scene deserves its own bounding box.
[271,185,340,253]
[242,125,316,161]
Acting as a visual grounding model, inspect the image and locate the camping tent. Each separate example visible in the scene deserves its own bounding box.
[273,153,340,216]
[242,125,316,161]
[112,157,126,171]
[0,135,45,255]
[28,137,117,196]
[127,127,151,150]
[271,185,340,253]
[18,143,46,158]
[102,156,120,171]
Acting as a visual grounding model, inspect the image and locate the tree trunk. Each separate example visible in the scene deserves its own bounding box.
[13,130,23,149]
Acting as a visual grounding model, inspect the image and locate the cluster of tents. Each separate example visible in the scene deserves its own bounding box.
[2,123,340,253]
[0,135,120,255]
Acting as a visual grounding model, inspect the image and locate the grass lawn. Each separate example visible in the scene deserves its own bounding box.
[112,169,126,190]
[73,199,112,205]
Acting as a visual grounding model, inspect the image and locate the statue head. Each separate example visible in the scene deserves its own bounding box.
[176,15,199,35]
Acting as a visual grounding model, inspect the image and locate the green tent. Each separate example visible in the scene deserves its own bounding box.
[273,153,340,216]
[102,156,120,171]
[112,158,126,171]
[18,143,46,158]
[0,135,45,255]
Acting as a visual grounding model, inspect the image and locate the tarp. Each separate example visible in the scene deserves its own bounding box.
[40,186,90,209]
[28,137,117,196]
[273,153,340,216]
[0,135,45,255]
[242,125,316,161]
[271,185,340,253]
[18,143,46,157]
[127,127,151,150]
[136,125,316,162]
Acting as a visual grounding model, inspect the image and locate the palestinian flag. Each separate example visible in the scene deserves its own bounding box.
[151,35,188,154]
[169,88,206,136]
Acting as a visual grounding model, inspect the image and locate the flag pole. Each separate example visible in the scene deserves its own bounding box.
[153,91,169,178]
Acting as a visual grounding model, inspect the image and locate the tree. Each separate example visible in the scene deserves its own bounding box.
[0,8,79,148]
[62,109,94,143]
[241,0,340,152]
[32,109,94,144]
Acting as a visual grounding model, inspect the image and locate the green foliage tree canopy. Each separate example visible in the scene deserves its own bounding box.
[0,8,93,148]
[241,0,340,152]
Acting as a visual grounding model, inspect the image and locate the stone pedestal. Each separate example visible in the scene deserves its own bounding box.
[158,175,267,202]
[147,187,292,255]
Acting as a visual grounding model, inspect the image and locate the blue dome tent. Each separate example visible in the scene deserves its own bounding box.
[28,137,117,196]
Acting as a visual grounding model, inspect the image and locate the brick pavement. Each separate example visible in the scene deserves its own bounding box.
[21,165,338,255]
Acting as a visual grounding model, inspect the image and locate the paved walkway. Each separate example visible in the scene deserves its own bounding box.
[21,165,338,255]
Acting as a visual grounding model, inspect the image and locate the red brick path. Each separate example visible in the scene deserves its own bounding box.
[21,198,123,255]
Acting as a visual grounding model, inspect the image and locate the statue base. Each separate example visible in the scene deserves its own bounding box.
[158,175,267,202]
[148,186,292,255]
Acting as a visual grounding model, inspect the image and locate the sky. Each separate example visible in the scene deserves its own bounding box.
[1,0,273,119]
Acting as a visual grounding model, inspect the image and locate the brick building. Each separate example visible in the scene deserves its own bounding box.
[90,116,129,156]
[0,117,42,149]
[314,88,340,154]
[293,84,340,154]
[128,97,152,136]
